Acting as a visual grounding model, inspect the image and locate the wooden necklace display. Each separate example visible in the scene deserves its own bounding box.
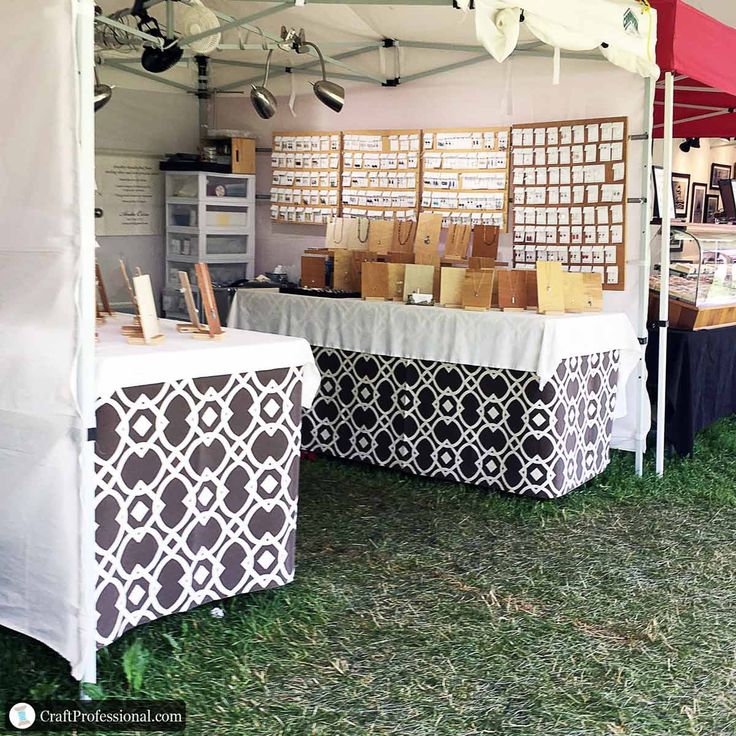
[461,268,494,311]
[445,223,471,261]
[498,269,527,311]
[472,225,500,260]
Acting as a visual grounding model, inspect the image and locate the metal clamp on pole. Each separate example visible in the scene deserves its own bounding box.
[629,132,650,141]
[638,336,649,346]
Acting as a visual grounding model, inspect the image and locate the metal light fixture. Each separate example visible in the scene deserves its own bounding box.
[131,0,183,73]
[679,137,701,153]
[301,41,345,113]
[250,49,277,119]
[94,65,113,112]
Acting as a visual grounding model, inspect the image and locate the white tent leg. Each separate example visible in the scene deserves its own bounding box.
[635,76,655,476]
[656,72,675,476]
[75,0,98,688]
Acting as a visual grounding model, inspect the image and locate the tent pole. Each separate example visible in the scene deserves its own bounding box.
[76,0,98,691]
[635,76,655,476]
[656,72,675,476]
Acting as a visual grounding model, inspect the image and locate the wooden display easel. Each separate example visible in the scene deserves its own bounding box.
[362,261,390,300]
[402,263,435,302]
[472,225,501,260]
[176,271,205,333]
[562,272,586,313]
[96,264,113,320]
[366,219,395,254]
[392,219,417,253]
[193,262,224,340]
[414,213,443,263]
[444,223,472,260]
[126,274,165,345]
[582,272,604,312]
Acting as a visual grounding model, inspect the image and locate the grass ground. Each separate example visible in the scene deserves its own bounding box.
[2,419,736,735]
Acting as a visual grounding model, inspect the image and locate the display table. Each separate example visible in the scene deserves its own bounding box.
[646,324,736,456]
[229,292,641,499]
[94,316,318,647]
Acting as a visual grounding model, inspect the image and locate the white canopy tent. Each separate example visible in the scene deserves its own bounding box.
[0,0,657,684]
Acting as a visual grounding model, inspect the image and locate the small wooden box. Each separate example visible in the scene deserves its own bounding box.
[231,138,256,174]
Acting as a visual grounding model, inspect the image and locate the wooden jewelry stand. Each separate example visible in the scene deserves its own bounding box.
[96,264,113,323]
[497,270,527,311]
[536,262,566,315]
[126,273,165,345]
[462,268,495,311]
[192,262,224,340]
[175,271,206,333]
[118,259,144,338]
[439,267,466,308]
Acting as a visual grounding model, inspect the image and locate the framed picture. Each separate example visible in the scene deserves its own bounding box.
[690,182,707,223]
[651,165,676,222]
[710,163,731,190]
[672,172,690,218]
[705,193,721,222]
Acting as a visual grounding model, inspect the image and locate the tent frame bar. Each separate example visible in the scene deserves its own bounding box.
[656,72,675,477]
[103,59,198,92]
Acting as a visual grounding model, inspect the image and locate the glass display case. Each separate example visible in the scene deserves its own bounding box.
[650,225,736,329]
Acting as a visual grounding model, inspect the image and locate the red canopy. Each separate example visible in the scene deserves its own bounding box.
[651,0,736,138]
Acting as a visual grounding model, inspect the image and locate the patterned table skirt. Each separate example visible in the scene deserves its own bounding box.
[302,348,620,500]
[94,367,303,648]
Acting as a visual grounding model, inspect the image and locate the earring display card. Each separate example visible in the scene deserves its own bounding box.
[536,262,566,314]
[362,261,390,300]
[510,117,627,290]
[301,255,328,288]
[562,271,585,313]
[130,274,164,344]
[414,213,443,261]
[403,263,436,301]
[271,131,342,224]
[582,272,604,312]
[472,225,501,260]
[462,268,495,311]
[392,219,417,252]
[444,223,472,260]
[421,127,510,230]
[497,269,527,311]
[342,129,422,221]
[367,219,396,254]
[439,266,467,307]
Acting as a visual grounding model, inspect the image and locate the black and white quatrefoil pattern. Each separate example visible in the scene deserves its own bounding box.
[94,368,303,647]
[302,349,619,499]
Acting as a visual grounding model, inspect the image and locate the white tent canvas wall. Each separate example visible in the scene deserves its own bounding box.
[0,0,656,682]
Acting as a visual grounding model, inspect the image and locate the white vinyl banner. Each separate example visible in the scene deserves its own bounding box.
[0,0,88,678]
[466,0,660,80]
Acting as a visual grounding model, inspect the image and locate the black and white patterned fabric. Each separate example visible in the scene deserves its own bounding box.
[94,368,303,647]
[302,348,620,499]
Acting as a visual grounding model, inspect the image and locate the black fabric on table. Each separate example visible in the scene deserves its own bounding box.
[646,325,736,456]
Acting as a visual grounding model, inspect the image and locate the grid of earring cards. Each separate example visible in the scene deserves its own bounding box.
[510,117,628,290]
[271,131,342,224]
[341,130,421,220]
[421,127,510,229]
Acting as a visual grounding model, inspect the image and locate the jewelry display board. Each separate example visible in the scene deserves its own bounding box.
[271,131,341,224]
[341,130,421,220]
[510,117,628,291]
[421,127,510,230]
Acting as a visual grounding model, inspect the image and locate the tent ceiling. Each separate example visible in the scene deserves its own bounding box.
[95,0,605,93]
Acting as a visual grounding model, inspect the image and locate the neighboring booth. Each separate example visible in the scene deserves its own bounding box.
[648,0,736,466]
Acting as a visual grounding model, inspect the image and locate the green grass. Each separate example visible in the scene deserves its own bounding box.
[3,419,736,735]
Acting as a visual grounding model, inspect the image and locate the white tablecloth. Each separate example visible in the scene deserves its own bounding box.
[96,315,320,408]
[228,292,641,416]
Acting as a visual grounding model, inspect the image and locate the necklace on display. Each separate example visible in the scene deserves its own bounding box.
[333,218,344,245]
[509,272,519,305]
[471,270,484,297]
[398,221,413,246]
[357,217,369,244]
[482,226,496,247]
